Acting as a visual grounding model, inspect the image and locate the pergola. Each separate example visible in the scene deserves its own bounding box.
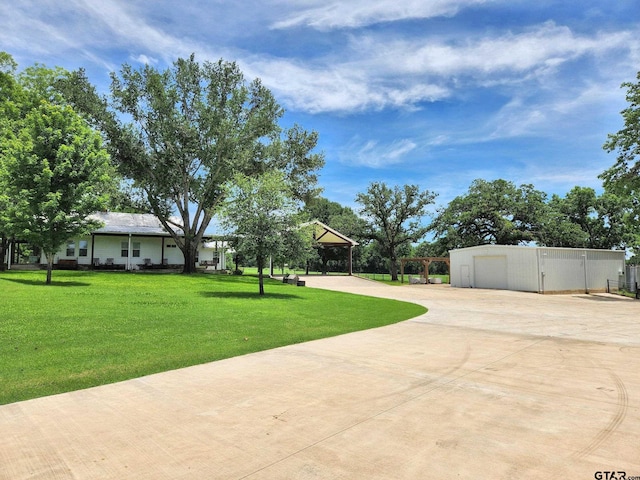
[400,257,450,284]
[309,221,359,275]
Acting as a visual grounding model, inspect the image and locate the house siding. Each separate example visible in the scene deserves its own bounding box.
[45,235,228,271]
[38,212,229,271]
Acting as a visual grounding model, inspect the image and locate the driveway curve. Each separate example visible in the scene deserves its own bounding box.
[1,276,639,479]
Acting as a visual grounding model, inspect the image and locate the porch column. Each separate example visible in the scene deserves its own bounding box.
[128,234,132,270]
[90,234,96,267]
[348,245,353,276]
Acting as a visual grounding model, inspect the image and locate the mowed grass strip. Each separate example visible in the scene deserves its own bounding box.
[0,271,426,404]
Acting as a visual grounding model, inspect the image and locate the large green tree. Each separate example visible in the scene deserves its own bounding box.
[0,52,37,268]
[1,101,113,283]
[601,71,640,248]
[0,52,22,269]
[538,186,630,249]
[221,171,311,295]
[429,179,547,249]
[65,55,324,274]
[1,54,115,281]
[355,182,436,281]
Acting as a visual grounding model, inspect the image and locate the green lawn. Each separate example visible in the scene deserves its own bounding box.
[0,270,426,404]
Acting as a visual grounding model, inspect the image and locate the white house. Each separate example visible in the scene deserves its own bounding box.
[450,245,626,294]
[42,212,228,271]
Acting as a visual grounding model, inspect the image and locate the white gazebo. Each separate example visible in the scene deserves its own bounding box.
[309,220,359,275]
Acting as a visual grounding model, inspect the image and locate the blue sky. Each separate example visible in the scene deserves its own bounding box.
[2,0,639,214]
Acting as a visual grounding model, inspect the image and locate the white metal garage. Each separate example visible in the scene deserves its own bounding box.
[450,245,625,294]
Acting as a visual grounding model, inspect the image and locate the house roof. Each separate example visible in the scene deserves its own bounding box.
[89,212,177,236]
[88,214,357,247]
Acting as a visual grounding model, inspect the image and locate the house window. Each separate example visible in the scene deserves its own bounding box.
[132,242,141,258]
[78,240,88,257]
[121,241,128,257]
[66,241,75,257]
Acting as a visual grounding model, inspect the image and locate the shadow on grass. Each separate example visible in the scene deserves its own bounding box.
[199,291,301,300]
[210,274,268,284]
[1,277,91,287]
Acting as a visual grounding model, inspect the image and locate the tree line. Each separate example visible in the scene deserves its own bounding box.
[299,176,636,281]
[2,51,639,286]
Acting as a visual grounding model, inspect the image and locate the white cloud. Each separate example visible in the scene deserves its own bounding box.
[0,0,220,70]
[340,138,417,168]
[271,0,495,30]
[249,21,637,114]
[512,163,608,197]
[2,1,636,121]
[69,0,200,62]
[246,57,449,113]
[132,54,159,65]
[353,22,635,80]
[487,97,547,139]
[0,2,83,56]
[487,78,630,140]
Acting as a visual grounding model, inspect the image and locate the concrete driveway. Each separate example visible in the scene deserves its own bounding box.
[1,276,639,479]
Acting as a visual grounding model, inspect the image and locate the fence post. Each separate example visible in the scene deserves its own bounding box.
[607,279,610,294]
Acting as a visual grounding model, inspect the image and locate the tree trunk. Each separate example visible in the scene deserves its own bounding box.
[46,255,54,285]
[321,248,328,275]
[0,235,6,271]
[257,255,265,296]
[389,249,398,281]
[181,239,197,274]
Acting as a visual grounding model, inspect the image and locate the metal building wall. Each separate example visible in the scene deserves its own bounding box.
[451,245,625,293]
[503,246,539,292]
[538,248,585,293]
[450,246,479,288]
[584,250,625,292]
[450,254,471,288]
[539,248,625,293]
[450,245,539,291]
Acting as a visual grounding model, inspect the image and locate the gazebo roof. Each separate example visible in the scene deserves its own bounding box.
[309,220,359,247]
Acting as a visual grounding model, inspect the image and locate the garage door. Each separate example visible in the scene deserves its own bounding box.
[474,255,508,290]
